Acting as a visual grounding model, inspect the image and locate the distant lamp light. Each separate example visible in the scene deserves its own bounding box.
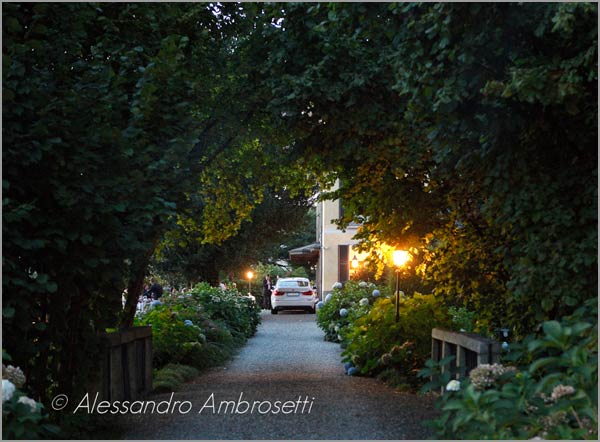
[351,255,359,269]
[246,271,254,293]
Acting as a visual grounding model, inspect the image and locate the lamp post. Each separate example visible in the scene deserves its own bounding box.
[246,270,254,294]
[351,255,359,277]
[392,250,410,322]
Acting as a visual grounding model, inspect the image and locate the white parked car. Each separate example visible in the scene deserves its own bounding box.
[271,277,317,314]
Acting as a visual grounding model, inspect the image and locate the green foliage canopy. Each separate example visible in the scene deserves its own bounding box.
[251,2,598,336]
[2,2,308,403]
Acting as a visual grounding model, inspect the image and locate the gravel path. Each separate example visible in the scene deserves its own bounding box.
[120,310,438,439]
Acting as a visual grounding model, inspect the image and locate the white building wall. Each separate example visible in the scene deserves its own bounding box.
[316,180,362,299]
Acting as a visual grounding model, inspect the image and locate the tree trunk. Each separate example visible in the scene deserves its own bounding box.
[121,245,156,328]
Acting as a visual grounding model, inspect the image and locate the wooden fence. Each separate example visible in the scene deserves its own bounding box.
[99,326,153,402]
[431,327,501,382]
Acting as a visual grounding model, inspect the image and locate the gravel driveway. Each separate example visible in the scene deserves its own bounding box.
[120,310,438,439]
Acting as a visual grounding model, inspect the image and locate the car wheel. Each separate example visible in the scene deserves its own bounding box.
[271,308,278,315]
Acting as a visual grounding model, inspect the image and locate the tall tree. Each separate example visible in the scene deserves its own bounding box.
[152,187,316,285]
[2,2,303,401]
[249,2,597,336]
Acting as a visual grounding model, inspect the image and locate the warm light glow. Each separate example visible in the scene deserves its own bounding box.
[246,271,254,280]
[351,256,359,269]
[392,250,410,267]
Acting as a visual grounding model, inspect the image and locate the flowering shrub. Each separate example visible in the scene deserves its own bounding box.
[341,293,451,388]
[316,281,386,342]
[420,298,598,439]
[135,306,205,367]
[2,363,60,439]
[134,282,261,370]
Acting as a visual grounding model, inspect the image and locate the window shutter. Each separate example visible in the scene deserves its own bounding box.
[338,245,349,283]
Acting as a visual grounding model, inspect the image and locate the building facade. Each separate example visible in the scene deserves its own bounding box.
[289,180,367,299]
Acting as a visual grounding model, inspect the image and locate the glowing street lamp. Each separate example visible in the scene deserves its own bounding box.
[392,250,410,322]
[392,250,410,267]
[246,270,254,294]
[351,255,359,277]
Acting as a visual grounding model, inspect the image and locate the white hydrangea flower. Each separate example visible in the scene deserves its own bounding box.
[332,282,343,290]
[446,380,461,391]
[359,298,369,306]
[17,395,38,413]
[358,281,368,288]
[2,379,16,402]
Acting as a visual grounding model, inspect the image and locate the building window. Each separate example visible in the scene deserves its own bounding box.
[338,245,349,283]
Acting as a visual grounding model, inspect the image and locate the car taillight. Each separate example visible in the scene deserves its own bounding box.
[302,290,313,296]
[274,290,284,296]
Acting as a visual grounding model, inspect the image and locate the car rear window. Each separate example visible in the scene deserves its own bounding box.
[278,280,309,288]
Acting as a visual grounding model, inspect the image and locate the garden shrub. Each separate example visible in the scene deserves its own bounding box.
[342,293,451,388]
[2,361,60,439]
[189,283,261,339]
[316,280,385,342]
[316,281,451,388]
[134,282,261,371]
[447,306,477,333]
[420,298,598,440]
[135,305,205,367]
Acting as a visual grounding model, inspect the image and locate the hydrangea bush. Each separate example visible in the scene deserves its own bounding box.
[134,282,261,370]
[316,281,451,389]
[316,281,386,342]
[342,293,451,388]
[419,298,598,439]
[2,362,60,439]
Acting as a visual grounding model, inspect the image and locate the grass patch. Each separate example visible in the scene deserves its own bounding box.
[152,364,199,393]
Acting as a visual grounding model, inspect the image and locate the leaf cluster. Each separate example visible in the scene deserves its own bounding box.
[421,298,598,439]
